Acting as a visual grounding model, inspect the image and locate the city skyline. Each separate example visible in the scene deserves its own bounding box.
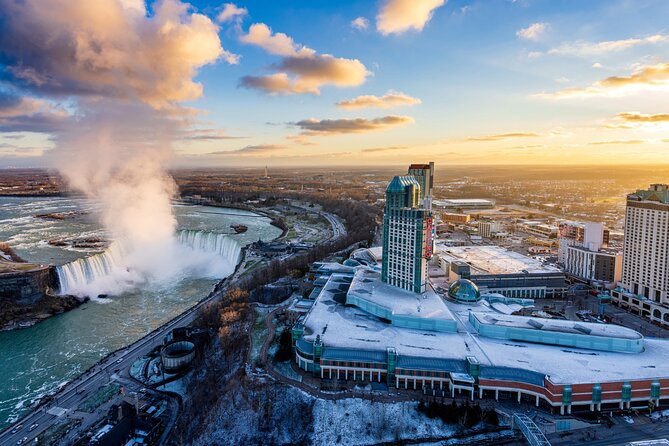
[1,0,669,168]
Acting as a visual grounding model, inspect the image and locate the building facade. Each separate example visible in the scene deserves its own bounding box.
[381,175,431,293]
[558,221,610,264]
[479,221,503,238]
[621,184,669,303]
[407,162,434,210]
[564,246,622,286]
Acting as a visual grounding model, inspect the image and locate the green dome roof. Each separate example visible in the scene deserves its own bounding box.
[448,279,481,303]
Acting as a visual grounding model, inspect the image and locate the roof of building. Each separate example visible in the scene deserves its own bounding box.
[437,245,562,275]
[433,199,494,206]
[628,185,669,204]
[300,262,669,385]
[408,164,431,170]
[448,279,482,303]
[470,312,642,340]
[386,175,421,193]
[348,268,456,322]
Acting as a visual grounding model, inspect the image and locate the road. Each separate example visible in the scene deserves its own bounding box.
[1,204,348,445]
[319,211,346,241]
[0,291,209,445]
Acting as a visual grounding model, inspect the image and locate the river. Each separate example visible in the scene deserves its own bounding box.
[0,196,281,428]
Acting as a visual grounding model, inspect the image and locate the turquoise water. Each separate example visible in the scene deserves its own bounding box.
[0,197,280,428]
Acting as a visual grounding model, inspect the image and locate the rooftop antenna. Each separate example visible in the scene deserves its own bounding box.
[264,165,269,179]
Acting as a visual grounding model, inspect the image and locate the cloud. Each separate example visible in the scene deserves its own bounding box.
[361,145,409,153]
[0,0,235,109]
[336,91,421,109]
[240,23,313,57]
[210,144,287,156]
[547,34,669,57]
[217,3,247,23]
[0,142,45,157]
[351,17,369,30]
[0,91,69,133]
[592,62,604,69]
[239,23,369,95]
[588,139,645,145]
[534,62,669,99]
[555,77,570,84]
[293,115,414,135]
[376,0,445,35]
[616,112,669,122]
[466,132,542,141]
[516,22,549,41]
[179,129,246,140]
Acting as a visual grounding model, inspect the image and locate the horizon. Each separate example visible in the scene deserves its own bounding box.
[1,0,669,168]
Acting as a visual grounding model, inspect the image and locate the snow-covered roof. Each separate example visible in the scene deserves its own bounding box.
[471,312,642,340]
[436,245,561,275]
[348,268,455,322]
[301,262,669,386]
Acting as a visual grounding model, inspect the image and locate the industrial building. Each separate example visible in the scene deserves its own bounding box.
[436,245,566,298]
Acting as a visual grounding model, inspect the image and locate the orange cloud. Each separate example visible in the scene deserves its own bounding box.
[466,132,542,141]
[0,0,233,109]
[616,112,669,122]
[588,139,645,145]
[336,91,421,109]
[239,23,369,95]
[293,115,414,135]
[535,63,669,99]
[376,0,445,35]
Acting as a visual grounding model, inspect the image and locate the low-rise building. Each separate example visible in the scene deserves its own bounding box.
[436,245,566,298]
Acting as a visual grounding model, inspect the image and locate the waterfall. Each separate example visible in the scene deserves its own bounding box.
[56,242,128,296]
[176,229,242,265]
[56,230,241,297]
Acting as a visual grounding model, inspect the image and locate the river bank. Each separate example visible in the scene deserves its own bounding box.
[0,293,88,331]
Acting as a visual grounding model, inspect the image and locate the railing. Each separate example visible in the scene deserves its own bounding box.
[513,413,551,446]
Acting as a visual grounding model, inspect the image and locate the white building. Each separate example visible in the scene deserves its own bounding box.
[557,221,609,264]
[621,184,669,303]
[564,246,622,287]
[478,221,503,238]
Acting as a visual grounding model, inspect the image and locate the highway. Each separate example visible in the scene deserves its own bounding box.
[0,206,347,446]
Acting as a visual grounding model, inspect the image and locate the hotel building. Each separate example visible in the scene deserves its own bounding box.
[613,185,669,324]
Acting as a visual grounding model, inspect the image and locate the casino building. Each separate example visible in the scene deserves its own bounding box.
[292,166,669,414]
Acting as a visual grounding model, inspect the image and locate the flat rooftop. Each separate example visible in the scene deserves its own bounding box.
[348,268,455,322]
[437,245,561,275]
[300,263,669,384]
[471,312,642,340]
[433,199,494,206]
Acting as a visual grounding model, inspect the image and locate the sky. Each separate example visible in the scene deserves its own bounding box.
[1,0,669,168]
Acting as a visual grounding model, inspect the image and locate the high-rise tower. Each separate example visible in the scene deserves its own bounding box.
[622,184,669,302]
[407,162,434,210]
[381,175,431,293]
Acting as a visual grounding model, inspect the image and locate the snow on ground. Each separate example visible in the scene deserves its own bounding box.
[311,398,457,445]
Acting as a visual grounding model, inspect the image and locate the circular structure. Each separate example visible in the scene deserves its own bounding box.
[448,279,481,303]
[160,340,196,374]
